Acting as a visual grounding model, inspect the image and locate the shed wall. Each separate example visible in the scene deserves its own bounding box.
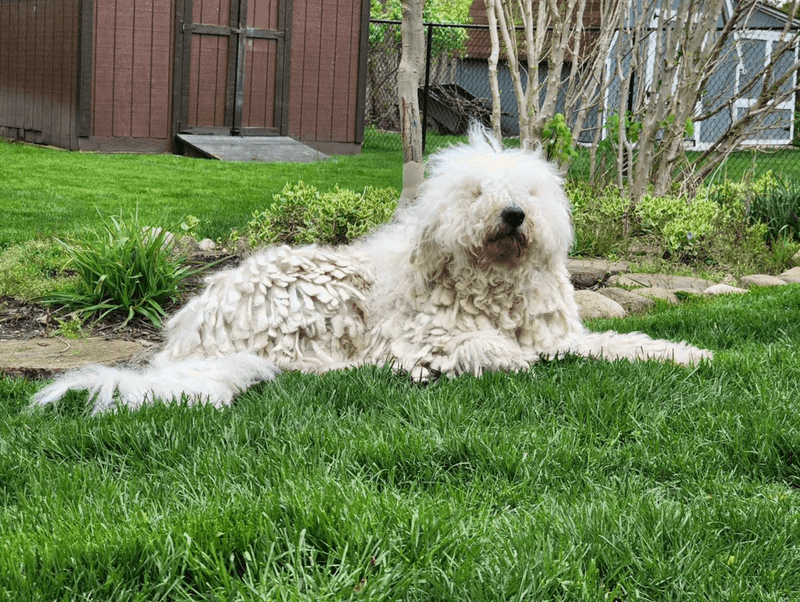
[0,0,81,149]
[288,0,368,152]
[82,0,176,152]
[1,0,368,153]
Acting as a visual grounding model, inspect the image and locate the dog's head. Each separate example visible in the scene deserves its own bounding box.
[409,125,573,273]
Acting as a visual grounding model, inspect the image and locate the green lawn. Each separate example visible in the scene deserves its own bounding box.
[0,138,403,247]
[0,139,799,599]
[1,287,799,600]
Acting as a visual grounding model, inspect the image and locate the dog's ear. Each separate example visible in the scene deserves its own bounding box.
[409,223,451,285]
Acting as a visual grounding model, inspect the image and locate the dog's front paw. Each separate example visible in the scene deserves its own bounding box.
[437,332,534,376]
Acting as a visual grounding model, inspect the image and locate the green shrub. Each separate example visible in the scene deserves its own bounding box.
[41,214,197,327]
[0,239,76,301]
[567,181,627,257]
[634,193,720,254]
[566,174,795,272]
[235,182,398,247]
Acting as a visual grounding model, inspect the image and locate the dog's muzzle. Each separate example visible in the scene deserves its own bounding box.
[483,205,529,264]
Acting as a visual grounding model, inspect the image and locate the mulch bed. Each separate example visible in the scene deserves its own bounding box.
[0,251,243,345]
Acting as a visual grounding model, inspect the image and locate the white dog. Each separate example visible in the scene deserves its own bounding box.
[33,126,711,413]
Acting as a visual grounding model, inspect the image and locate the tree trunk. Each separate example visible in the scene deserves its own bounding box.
[484,0,503,143]
[397,0,425,209]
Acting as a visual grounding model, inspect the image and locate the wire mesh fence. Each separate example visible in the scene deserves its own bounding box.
[364,19,800,181]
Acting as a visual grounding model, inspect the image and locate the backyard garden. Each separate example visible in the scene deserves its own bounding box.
[0,136,799,600]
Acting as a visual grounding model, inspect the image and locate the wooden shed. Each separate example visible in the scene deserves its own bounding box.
[0,0,370,155]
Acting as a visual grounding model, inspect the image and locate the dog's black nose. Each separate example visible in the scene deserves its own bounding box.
[501,206,525,228]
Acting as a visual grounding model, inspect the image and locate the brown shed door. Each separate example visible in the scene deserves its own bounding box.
[174,0,291,136]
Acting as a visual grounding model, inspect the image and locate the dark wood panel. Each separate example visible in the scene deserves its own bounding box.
[93,0,116,137]
[300,0,321,141]
[243,37,276,128]
[132,0,154,138]
[78,0,94,138]
[331,0,356,141]
[40,0,53,141]
[113,1,134,137]
[32,0,45,135]
[150,0,173,139]
[0,2,8,127]
[287,0,365,145]
[314,0,337,141]
[61,1,78,149]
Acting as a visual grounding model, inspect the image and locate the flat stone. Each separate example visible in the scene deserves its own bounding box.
[0,337,145,379]
[631,286,679,304]
[574,290,626,320]
[566,258,630,275]
[778,267,800,283]
[739,274,788,288]
[569,268,606,289]
[598,287,656,314]
[704,283,748,295]
[607,273,713,293]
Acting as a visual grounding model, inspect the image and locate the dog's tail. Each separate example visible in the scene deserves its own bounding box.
[31,351,279,415]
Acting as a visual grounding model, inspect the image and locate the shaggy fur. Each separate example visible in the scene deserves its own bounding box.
[33,126,711,413]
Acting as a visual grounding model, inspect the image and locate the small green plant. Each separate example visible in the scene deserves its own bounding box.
[0,239,76,301]
[41,213,199,327]
[53,315,86,339]
[541,113,578,165]
[235,182,398,247]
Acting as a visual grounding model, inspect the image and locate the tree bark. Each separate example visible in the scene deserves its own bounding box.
[397,0,425,209]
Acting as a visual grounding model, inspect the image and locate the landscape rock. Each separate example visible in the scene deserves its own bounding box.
[778,267,800,283]
[739,274,787,288]
[632,286,679,304]
[566,258,631,289]
[198,238,217,251]
[704,283,748,295]
[175,235,201,255]
[574,290,626,320]
[598,287,656,314]
[607,273,714,293]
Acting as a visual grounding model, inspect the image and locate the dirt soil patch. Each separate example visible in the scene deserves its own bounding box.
[0,252,241,379]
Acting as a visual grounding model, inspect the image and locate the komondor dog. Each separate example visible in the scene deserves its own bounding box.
[33,126,711,414]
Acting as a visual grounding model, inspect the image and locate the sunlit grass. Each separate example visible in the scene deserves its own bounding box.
[0,139,403,247]
[2,286,799,599]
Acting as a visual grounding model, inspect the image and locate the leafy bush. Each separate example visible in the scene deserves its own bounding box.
[566,173,797,273]
[568,181,627,257]
[635,193,721,254]
[41,215,196,327]
[0,239,76,300]
[235,182,398,247]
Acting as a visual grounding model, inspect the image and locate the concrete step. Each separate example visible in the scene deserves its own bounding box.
[176,134,327,163]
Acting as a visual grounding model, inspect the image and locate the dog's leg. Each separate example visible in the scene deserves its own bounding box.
[566,330,712,366]
[430,330,538,377]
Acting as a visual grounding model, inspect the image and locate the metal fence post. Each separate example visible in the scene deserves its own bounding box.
[422,22,434,155]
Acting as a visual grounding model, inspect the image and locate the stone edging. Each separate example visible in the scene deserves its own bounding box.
[567,259,800,320]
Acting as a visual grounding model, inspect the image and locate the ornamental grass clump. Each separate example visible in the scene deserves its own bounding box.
[748,175,800,242]
[42,214,196,327]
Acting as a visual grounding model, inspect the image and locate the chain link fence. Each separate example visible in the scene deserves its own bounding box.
[365,19,800,180]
